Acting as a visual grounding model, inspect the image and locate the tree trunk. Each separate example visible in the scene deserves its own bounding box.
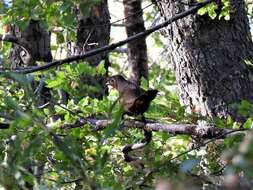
[157,0,253,121]
[7,20,52,108]
[9,19,52,68]
[123,0,148,85]
[68,0,111,99]
[74,0,110,67]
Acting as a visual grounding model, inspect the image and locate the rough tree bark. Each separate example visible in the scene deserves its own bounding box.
[157,0,253,121]
[123,0,148,85]
[71,0,110,66]
[67,0,111,98]
[7,20,52,107]
[9,19,52,68]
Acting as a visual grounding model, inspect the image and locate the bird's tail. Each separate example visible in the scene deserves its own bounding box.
[139,89,158,101]
[131,89,158,114]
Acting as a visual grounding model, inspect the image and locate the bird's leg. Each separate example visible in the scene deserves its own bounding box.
[119,113,126,130]
[122,115,152,163]
[141,115,152,145]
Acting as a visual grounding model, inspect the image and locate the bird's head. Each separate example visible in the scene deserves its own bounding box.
[106,75,126,90]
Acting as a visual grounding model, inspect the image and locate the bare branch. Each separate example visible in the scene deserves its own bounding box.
[61,118,247,139]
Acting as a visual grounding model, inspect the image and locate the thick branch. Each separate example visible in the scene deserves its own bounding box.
[61,118,246,139]
[0,0,213,74]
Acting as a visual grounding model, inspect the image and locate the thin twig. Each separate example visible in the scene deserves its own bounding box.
[152,128,248,174]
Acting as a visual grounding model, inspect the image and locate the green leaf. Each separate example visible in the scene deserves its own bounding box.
[141,77,149,90]
[97,62,106,75]
[56,32,65,44]
[4,96,18,110]
[224,133,245,148]
[224,14,230,20]
[59,1,71,13]
[197,7,207,16]
[243,118,252,129]
[104,107,123,138]
[208,8,217,19]
[46,79,64,88]
[79,3,91,17]
[76,63,95,75]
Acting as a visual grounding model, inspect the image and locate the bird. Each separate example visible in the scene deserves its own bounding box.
[106,75,158,118]
[106,74,158,162]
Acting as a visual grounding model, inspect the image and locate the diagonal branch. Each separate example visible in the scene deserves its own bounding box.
[0,0,213,74]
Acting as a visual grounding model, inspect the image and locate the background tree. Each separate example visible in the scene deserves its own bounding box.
[123,0,148,85]
[8,19,52,68]
[156,0,253,121]
[67,0,110,99]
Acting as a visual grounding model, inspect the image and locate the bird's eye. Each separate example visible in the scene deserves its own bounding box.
[106,78,115,86]
[110,78,115,84]
[109,78,115,85]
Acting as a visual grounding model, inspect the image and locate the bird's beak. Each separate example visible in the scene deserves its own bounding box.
[106,81,114,91]
[105,80,110,86]
[105,78,112,87]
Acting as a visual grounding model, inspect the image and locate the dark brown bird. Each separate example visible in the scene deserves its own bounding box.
[106,75,158,117]
[106,75,157,162]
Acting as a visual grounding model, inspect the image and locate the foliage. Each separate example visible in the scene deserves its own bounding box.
[197,0,230,20]
[0,0,100,28]
[0,0,252,190]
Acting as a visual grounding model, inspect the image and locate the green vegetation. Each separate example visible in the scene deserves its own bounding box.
[0,0,252,189]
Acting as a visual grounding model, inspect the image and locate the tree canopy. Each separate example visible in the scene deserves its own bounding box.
[0,0,253,189]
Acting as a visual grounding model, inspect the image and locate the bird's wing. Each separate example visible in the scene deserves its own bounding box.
[120,89,139,104]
